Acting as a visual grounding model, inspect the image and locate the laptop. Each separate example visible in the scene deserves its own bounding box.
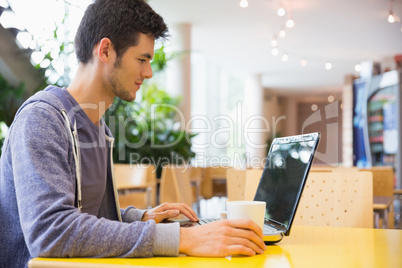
[167,132,321,244]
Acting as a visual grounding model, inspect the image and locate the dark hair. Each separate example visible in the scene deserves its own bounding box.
[74,0,168,64]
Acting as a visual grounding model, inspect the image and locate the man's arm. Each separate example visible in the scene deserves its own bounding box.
[120,201,266,257]
[121,202,199,223]
[10,103,177,258]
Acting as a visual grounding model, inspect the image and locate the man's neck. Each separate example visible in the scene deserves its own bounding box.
[67,64,114,126]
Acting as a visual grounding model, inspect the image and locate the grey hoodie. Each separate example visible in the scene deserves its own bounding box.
[0,86,179,268]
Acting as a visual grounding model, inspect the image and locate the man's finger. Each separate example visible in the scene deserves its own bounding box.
[225,219,264,237]
[156,209,180,221]
[226,245,256,256]
[162,203,199,221]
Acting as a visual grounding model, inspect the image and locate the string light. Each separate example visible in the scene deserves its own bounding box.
[279,28,286,38]
[388,0,395,23]
[268,0,363,75]
[239,0,248,8]
[388,12,396,23]
[355,64,362,72]
[387,0,401,24]
[311,104,318,111]
[286,16,295,28]
[328,95,335,103]
[325,62,332,70]
[277,7,285,17]
[271,36,278,47]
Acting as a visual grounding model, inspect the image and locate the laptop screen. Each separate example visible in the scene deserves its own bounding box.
[254,133,320,233]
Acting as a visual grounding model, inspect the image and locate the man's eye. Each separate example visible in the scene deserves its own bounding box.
[139,59,146,63]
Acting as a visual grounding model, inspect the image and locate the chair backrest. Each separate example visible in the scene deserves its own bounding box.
[159,165,194,207]
[360,166,394,197]
[201,166,230,198]
[310,166,359,173]
[226,169,263,201]
[244,169,263,201]
[143,164,157,207]
[293,171,373,228]
[226,169,247,201]
[114,164,157,208]
[114,163,148,187]
[190,166,204,184]
[310,166,334,172]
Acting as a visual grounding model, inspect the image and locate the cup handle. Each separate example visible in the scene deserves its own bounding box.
[220,211,227,220]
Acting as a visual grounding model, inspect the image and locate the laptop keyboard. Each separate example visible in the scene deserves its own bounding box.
[198,219,282,235]
[263,225,280,234]
[198,218,219,225]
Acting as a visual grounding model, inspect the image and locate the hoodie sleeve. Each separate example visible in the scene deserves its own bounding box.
[9,102,179,258]
[121,207,148,222]
[120,207,179,256]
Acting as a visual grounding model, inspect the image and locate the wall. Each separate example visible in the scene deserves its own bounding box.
[262,88,286,140]
[297,100,343,166]
[263,90,344,166]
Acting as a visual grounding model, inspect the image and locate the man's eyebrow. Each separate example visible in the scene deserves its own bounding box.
[141,53,152,60]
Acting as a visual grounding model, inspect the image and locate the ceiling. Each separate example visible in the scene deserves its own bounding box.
[149,0,402,94]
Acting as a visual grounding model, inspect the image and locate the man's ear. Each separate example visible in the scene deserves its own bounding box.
[97,38,114,64]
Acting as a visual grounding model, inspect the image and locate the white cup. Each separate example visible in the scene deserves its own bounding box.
[223,201,266,230]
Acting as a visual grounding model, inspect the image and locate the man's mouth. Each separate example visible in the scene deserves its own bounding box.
[135,82,143,89]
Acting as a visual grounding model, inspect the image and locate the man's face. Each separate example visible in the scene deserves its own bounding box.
[107,33,155,102]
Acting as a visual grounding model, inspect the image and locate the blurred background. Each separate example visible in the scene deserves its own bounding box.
[0,0,401,187]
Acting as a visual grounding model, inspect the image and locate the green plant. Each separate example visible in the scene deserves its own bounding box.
[150,45,179,73]
[104,83,196,178]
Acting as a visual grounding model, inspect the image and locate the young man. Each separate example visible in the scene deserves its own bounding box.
[0,0,266,267]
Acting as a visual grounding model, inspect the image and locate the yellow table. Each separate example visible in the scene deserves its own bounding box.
[28,225,402,268]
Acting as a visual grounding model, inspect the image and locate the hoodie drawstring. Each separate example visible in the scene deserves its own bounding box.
[61,109,82,211]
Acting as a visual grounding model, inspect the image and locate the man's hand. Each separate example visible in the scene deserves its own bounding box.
[142,202,199,223]
[179,219,267,257]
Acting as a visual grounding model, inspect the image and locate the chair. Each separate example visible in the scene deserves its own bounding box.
[394,189,402,228]
[360,166,395,228]
[244,169,263,201]
[293,171,373,228]
[226,168,263,201]
[310,166,359,173]
[226,169,247,201]
[360,166,394,197]
[114,163,157,209]
[310,166,334,172]
[201,166,230,199]
[190,166,205,214]
[159,165,194,208]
